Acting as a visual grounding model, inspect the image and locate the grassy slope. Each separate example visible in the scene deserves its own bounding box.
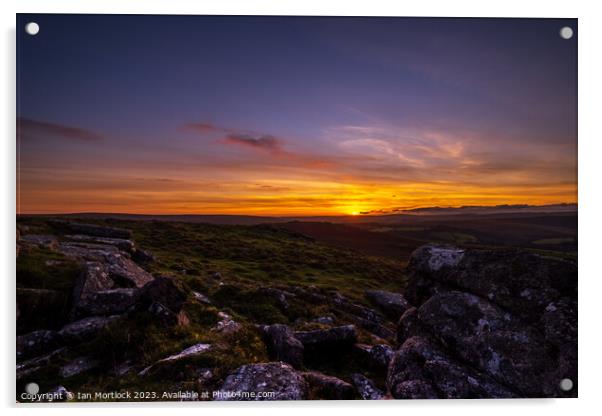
[16,217,408,398]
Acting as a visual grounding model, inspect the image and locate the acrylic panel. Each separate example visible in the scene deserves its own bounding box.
[16,14,577,402]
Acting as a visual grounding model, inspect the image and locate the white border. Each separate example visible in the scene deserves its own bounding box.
[3,1,601,415]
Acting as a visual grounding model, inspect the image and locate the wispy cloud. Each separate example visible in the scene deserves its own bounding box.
[18,117,104,142]
[222,134,283,153]
[181,122,226,133]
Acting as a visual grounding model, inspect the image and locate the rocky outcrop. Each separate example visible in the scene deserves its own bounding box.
[351,373,385,400]
[58,241,154,316]
[17,348,67,381]
[417,291,554,396]
[59,356,100,378]
[295,325,357,352]
[58,315,120,344]
[19,234,59,250]
[216,362,307,401]
[135,277,189,326]
[365,290,410,321]
[262,324,304,368]
[405,244,577,325]
[65,235,135,252]
[17,330,63,361]
[303,371,354,400]
[387,336,516,399]
[73,288,139,317]
[353,343,394,370]
[284,286,395,340]
[387,244,578,398]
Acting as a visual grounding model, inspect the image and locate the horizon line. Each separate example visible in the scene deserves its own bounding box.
[16,202,578,218]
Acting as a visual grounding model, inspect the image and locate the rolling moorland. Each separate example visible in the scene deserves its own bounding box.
[16,207,577,401]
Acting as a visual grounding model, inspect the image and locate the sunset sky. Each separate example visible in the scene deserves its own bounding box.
[17,15,577,216]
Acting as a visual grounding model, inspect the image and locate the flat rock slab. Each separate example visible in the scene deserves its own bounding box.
[59,315,120,344]
[73,288,139,317]
[294,325,357,349]
[139,343,212,376]
[65,234,135,252]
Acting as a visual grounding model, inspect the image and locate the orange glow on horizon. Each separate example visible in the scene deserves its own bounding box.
[16,175,577,216]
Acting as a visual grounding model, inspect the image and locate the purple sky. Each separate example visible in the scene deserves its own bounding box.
[17,15,577,215]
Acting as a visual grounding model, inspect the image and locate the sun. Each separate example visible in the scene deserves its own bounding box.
[350,211,360,216]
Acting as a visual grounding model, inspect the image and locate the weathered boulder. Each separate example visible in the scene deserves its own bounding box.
[17,330,63,361]
[216,362,307,401]
[303,371,354,400]
[134,277,189,325]
[295,325,357,351]
[70,261,115,304]
[351,373,385,400]
[387,336,516,399]
[353,343,394,370]
[61,242,154,316]
[396,307,431,346]
[405,244,577,324]
[365,290,410,321]
[396,244,578,398]
[59,315,120,344]
[137,277,188,313]
[262,324,304,368]
[416,291,556,397]
[72,288,139,317]
[59,242,153,288]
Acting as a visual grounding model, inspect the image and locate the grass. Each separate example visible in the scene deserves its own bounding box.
[16,246,82,292]
[119,219,408,302]
[16,216,410,399]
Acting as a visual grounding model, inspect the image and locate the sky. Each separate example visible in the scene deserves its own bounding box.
[17,15,577,216]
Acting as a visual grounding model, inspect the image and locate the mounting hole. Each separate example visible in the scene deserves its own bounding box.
[25,22,39,36]
[559,378,573,391]
[25,382,39,395]
[559,26,573,40]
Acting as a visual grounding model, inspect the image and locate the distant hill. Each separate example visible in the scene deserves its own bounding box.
[18,203,577,226]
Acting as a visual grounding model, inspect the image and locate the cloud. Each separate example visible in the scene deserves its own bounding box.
[182,122,224,133]
[222,134,283,153]
[18,117,103,142]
